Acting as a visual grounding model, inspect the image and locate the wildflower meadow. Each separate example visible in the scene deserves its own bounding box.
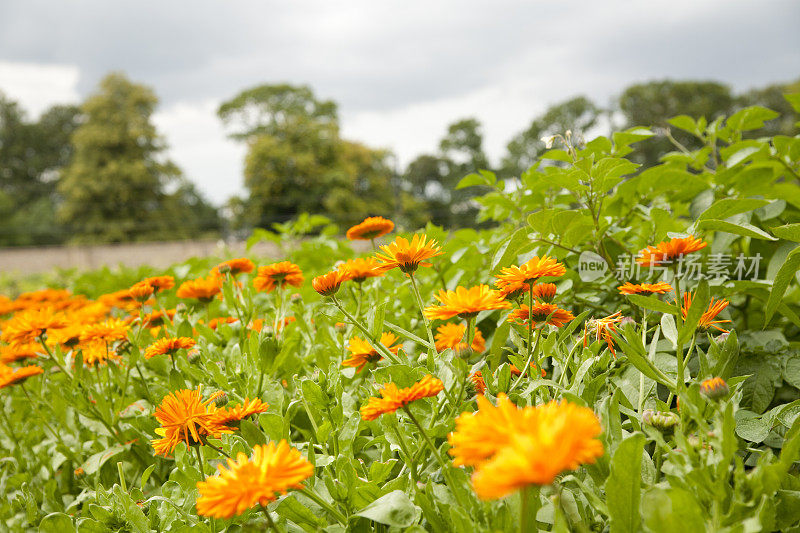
[3,99,800,532]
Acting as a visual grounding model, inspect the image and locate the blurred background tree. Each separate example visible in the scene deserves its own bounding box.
[58,73,219,243]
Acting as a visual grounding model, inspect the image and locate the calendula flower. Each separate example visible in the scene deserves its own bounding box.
[177,275,223,302]
[374,235,443,274]
[346,216,395,241]
[195,440,313,518]
[0,364,44,389]
[16,289,71,304]
[531,283,558,302]
[79,318,129,346]
[128,281,154,302]
[434,323,485,353]
[214,398,270,426]
[253,262,304,293]
[509,363,546,378]
[337,258,383,283]
[700,377,729,401]
[207,317,238,330]
[637,235,707,266]
[1,307,67,344]
[46,323,84,348]
[80,342,121,366]
[213,258,255,277]
[142,275,175,292]
[680,293,731,333]
[312,270,349,296]
[144,337,197,359]
[342,333,401,372]
[360,375,444,421]
[98,289,143,311]
[507,303,575,328]
[0,342,42,364]
[151,387,231,456]
[495,256,566,295]
[584,311,624,356]
[424,285,511,321]
[138,309,176,328]
[469,371,487,395]
[618,282,674,295]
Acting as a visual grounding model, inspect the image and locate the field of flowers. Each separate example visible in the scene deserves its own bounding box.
[2,100,800,532]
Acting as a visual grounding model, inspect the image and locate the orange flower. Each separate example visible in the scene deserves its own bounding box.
[449,395,603,500]
[138,309,176,328]
[98,289,142,311]
[584,312,624,356]
[434,323,485,353]
[0,342,42,364]
[151,387,230,456]
[509,363,546,378]
[144,337,196,359]
[637,235,707,266]
[79,318,129,346]
[80,342,121,366]
[360,375,444,421]
[495,256,566,295]
[700,377,729,400]
[337,258,383,283]
[1,307,67,345]
[680,293,731,332]
[374,234,443,274]
[507,303,574,328]
[342,332,401,372]
[424,285,511,321]
[214,398,270,426]
[212,258,255,277]
[128,281,155,302]
[253,262,304,293]
[531,283,558,302]
[346,216,395,241]
[142,275,175,292]
[618,282,673,295]
[208,316,238,330]
[312,270,349,296]
[177,275,223,302]
[0,364,44,389]
[469,371,487,395]
[195,440,313,518]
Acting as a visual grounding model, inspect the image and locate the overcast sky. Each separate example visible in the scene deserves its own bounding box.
[1,0,798,205]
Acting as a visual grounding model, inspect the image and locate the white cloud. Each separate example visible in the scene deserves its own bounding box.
[0,61,80,116]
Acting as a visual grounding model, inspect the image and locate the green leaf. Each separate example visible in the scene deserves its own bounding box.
[605,433,646,533]
[736,414,770,443]
[39,513,74,533]
[625,294,677,315]
[642,487,706,533]
[275,496,326,532]
[239,419,266,446]
[727,105,779,132]
[80,442,131,475]
[766,247,800,323]
[772,223,800,242]
[668,115,702,137]
[356,490,419,528]
[696,198,771,222]
[696,219,776,240]
[661,314,678,349]
[678,280,709,345]
[491,227,531,272]
[301,379,330,411]
[456,170,496,189]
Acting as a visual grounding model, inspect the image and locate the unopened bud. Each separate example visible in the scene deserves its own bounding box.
[175,303,188,314]
[619,316,636,328]
[700,377,729,401]
[716,331,730,344]
[217,264,231,274]
[213,392,229,407]
[642,409,679,431]
[187,349,202,364]
[290,293,302,304]
[334,322,347,335]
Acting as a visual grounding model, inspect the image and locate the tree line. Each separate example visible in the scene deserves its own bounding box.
[0,73,797,246]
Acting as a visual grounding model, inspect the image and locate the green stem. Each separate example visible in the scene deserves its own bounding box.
[38,336,71,378]
[199,435,231,458]
[299,488,348,525]
[557,337,583,388]
[391,424,418,483]
[331,296,401,365]
[260,503,281,532]
[408,273,439,362]
[134,362,153,404]
[194,445,205,477]
[638,311,648,414]
[510,328,543,392]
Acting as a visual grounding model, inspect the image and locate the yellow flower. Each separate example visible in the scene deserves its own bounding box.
[342,332,401,372]
[151,387,230,456]
[176,275,223,302]
[618,281,673,295]
[434,323,485,353]
[253,262,304,293]
[424,285,511,321]
[0,363,44,389]
[374,235,443,274]
[196,440,313,518]
[346,216,395,241]
[212,258,255,277]
[507,303,575,328]
[495,256,566,295]
[360,375,444,421]
[0,307,67,345]
[637,235,707,266]
[337,258,384,283]
[144,337,196,359]
[312,270,349,296]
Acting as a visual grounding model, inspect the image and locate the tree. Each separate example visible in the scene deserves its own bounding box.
[501,96,600,178]
[59,73,218,243]
[219,84,397,229]
[736,78,800,137]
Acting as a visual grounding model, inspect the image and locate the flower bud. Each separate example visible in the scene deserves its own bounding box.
[187,349,202,364]
[334,322,347,335]
[213,391,229,407]
[700,377,729,401]
[642,409,679,431]
[619,316,636,328]
[290,293,303,304]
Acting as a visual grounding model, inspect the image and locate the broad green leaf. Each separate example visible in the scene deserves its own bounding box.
[456,170,496,190]
[605,433,646,533]
[765,247,800,323]
[727,105,779,132]
[275,496,326,531]
[39,513,74,533]
[696,198,770,222]
[661,313,678,349]
[625,294,677,315]
[356,490,419,528]
[772,223,800,242]
[678,280,709,345]
[696,219,776,240]
[642,487,705,533]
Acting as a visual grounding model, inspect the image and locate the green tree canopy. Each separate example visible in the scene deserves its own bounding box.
[58,72,219,243]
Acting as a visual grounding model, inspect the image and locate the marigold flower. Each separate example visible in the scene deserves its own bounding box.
[584,311,624,356]
[98,289,142,311]
[312,270,349,296]
[337,257,384,283]
[680,293,731,333]
[360,375,444,421]
[212,258,255,277]
[374,234,443,274]
[214,398,270,426]
[46,323,84,348]
[509,363,546,378]
[700,377,729,400]
[469,371,487,395]
[343,333,401,372]
[346,216,395,241]
[0,363,44,389]
[151,386,230,456]
[424,285,511,321]
[434,323,485,353]
[507,303,575,328]
[144,337,197,359]
[253,262,304,293]
[207,316,238,330]
[531,283,558,302]
[80,342,121,366]
[1,307,67,344]
[138,309,176,328]
[177,275,223,302]
[79,318,129,346]
[128,281,154,302]
[636,235,707,266]
[0,342,42,364]
[195,440,313,518]
[495,256,566,295]
[618,281,673,295]
[142,275,175,292]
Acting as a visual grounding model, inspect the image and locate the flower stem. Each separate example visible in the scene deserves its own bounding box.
[408,273,439,364]
[638,311,648,414]
[259,503,281,532]
[510,328,543,392]
[194,445,205,477]
[331,296,401,365]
